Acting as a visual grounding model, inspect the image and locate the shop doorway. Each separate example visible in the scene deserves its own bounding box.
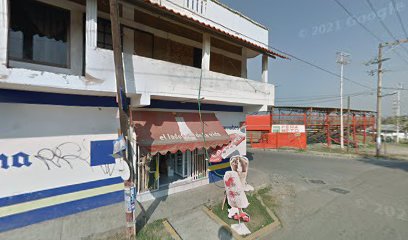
[143,149,208,190]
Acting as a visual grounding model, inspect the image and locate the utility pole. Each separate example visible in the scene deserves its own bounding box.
[108,0,136,239]
[347,96,351,153]
[376,43,383,157]
[373,39,408,157]
[336,52,350,149]
[395,83,402,143]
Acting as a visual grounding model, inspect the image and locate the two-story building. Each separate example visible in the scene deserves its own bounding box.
[0,0,286,237]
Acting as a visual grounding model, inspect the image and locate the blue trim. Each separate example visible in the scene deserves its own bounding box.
[147,99,243,113]
[0,89,126,107]
[208,158,232,183]
[0,190,123,233]
[209,167,231,183]
[0,177,122,208]
[0,89,244,112]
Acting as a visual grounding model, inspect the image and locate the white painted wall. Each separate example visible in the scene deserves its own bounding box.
[157,0,269,48]
[0,103,123,198]
[88,49,275,106]
[0,0,275,108]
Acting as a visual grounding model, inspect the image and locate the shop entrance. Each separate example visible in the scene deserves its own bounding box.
[149,149,208,189]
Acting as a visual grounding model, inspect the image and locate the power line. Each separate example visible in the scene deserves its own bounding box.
[333,0,408,65]
[333,0,382,42]
[267,46,375,90]
[365,0,408,56]
[276,91,374,103]
[166,0,375,91]
[391,0,408,38]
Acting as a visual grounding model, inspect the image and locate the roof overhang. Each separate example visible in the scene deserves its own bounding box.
[128,0,288,59]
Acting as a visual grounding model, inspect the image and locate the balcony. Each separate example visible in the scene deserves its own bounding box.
[150,0,269,49]
[86,48,274,107]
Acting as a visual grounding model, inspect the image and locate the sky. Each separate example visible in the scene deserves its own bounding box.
[221,0,408,116]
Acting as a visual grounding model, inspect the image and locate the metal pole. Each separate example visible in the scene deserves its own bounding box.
[396,83,402,143]
[340,62,344,149]
[347,96,351,152]
[376,43,383,157]
[108,0,135,238]
[337,52,350,149]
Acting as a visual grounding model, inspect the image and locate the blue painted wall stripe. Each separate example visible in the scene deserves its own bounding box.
[147,99,243,113]
[0,190,123,233]
[0,177,123,208]
[0,89,244,112]
[0,89,123,107]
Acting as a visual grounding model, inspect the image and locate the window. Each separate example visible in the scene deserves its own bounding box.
[97,18,113,50]
[134,29,153,58]
[8,0,70,67]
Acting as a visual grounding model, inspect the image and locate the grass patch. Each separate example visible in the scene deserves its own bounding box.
[209,189,274,233]
[257,186,278,210]
[136,220,173,240]
[96,219,173,240]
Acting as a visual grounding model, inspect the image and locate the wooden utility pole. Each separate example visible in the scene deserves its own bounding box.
[374,39,408,157]
[108,0,136,239]
[376,43,383,157]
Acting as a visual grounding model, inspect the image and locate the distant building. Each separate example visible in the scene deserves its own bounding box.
[0,0,286,236]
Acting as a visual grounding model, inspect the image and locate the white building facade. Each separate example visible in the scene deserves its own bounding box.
[0,0,285,237]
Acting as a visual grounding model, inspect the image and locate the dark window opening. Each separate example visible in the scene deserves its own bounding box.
[8,0,70,67]
[97,18,113,50]
[134,29,153,58]
[193,48,202,68]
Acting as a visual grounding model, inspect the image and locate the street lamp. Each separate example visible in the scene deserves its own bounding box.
[336,52,351,149]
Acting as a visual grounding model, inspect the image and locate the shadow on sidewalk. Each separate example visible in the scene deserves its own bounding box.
[135,188,169,232]
[357,156,408,172]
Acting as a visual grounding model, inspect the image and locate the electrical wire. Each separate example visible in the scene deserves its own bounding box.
[276,91,370,101]
[269,47,375,90]
[276,91,374,104]
[365,0,408,57]
[391,0,408,38]
[333,0,408,65]
[165,0,376,91]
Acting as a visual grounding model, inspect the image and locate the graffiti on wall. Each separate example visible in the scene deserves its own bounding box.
[34,142,90,170]
[1,139,118,174]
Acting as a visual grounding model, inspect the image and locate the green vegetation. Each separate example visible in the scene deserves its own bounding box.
[93,219,173,240]
[136,220,173,240]
[209,188,275,233]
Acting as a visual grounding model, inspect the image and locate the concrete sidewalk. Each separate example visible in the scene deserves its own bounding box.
[169,209,227,240]
[135,180,226,231]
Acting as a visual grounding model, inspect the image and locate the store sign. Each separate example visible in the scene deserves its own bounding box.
[272,125,305,133]
[209,126,246,163]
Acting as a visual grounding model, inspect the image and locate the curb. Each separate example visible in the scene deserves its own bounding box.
[250,147,373,160]
[202,204,281,240]
[162,219,182,240]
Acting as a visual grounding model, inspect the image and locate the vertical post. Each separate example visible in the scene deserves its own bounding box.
[363,114,367,145]
[347,96,351,152]
[262,54,268,83]
[86,0,98,49]
[0,0,8,67]
[202,33,211,71]
[352,114,357,148]
[326,113,331,147]
[376,44,383,157]
[303,113,307,127]
[108,0,135,239]
[340,62,344,149]
[337,52,350,149]
[396,83,401,143]
[241,48,247,78]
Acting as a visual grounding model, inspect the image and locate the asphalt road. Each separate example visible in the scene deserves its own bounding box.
[245,149,408,240]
